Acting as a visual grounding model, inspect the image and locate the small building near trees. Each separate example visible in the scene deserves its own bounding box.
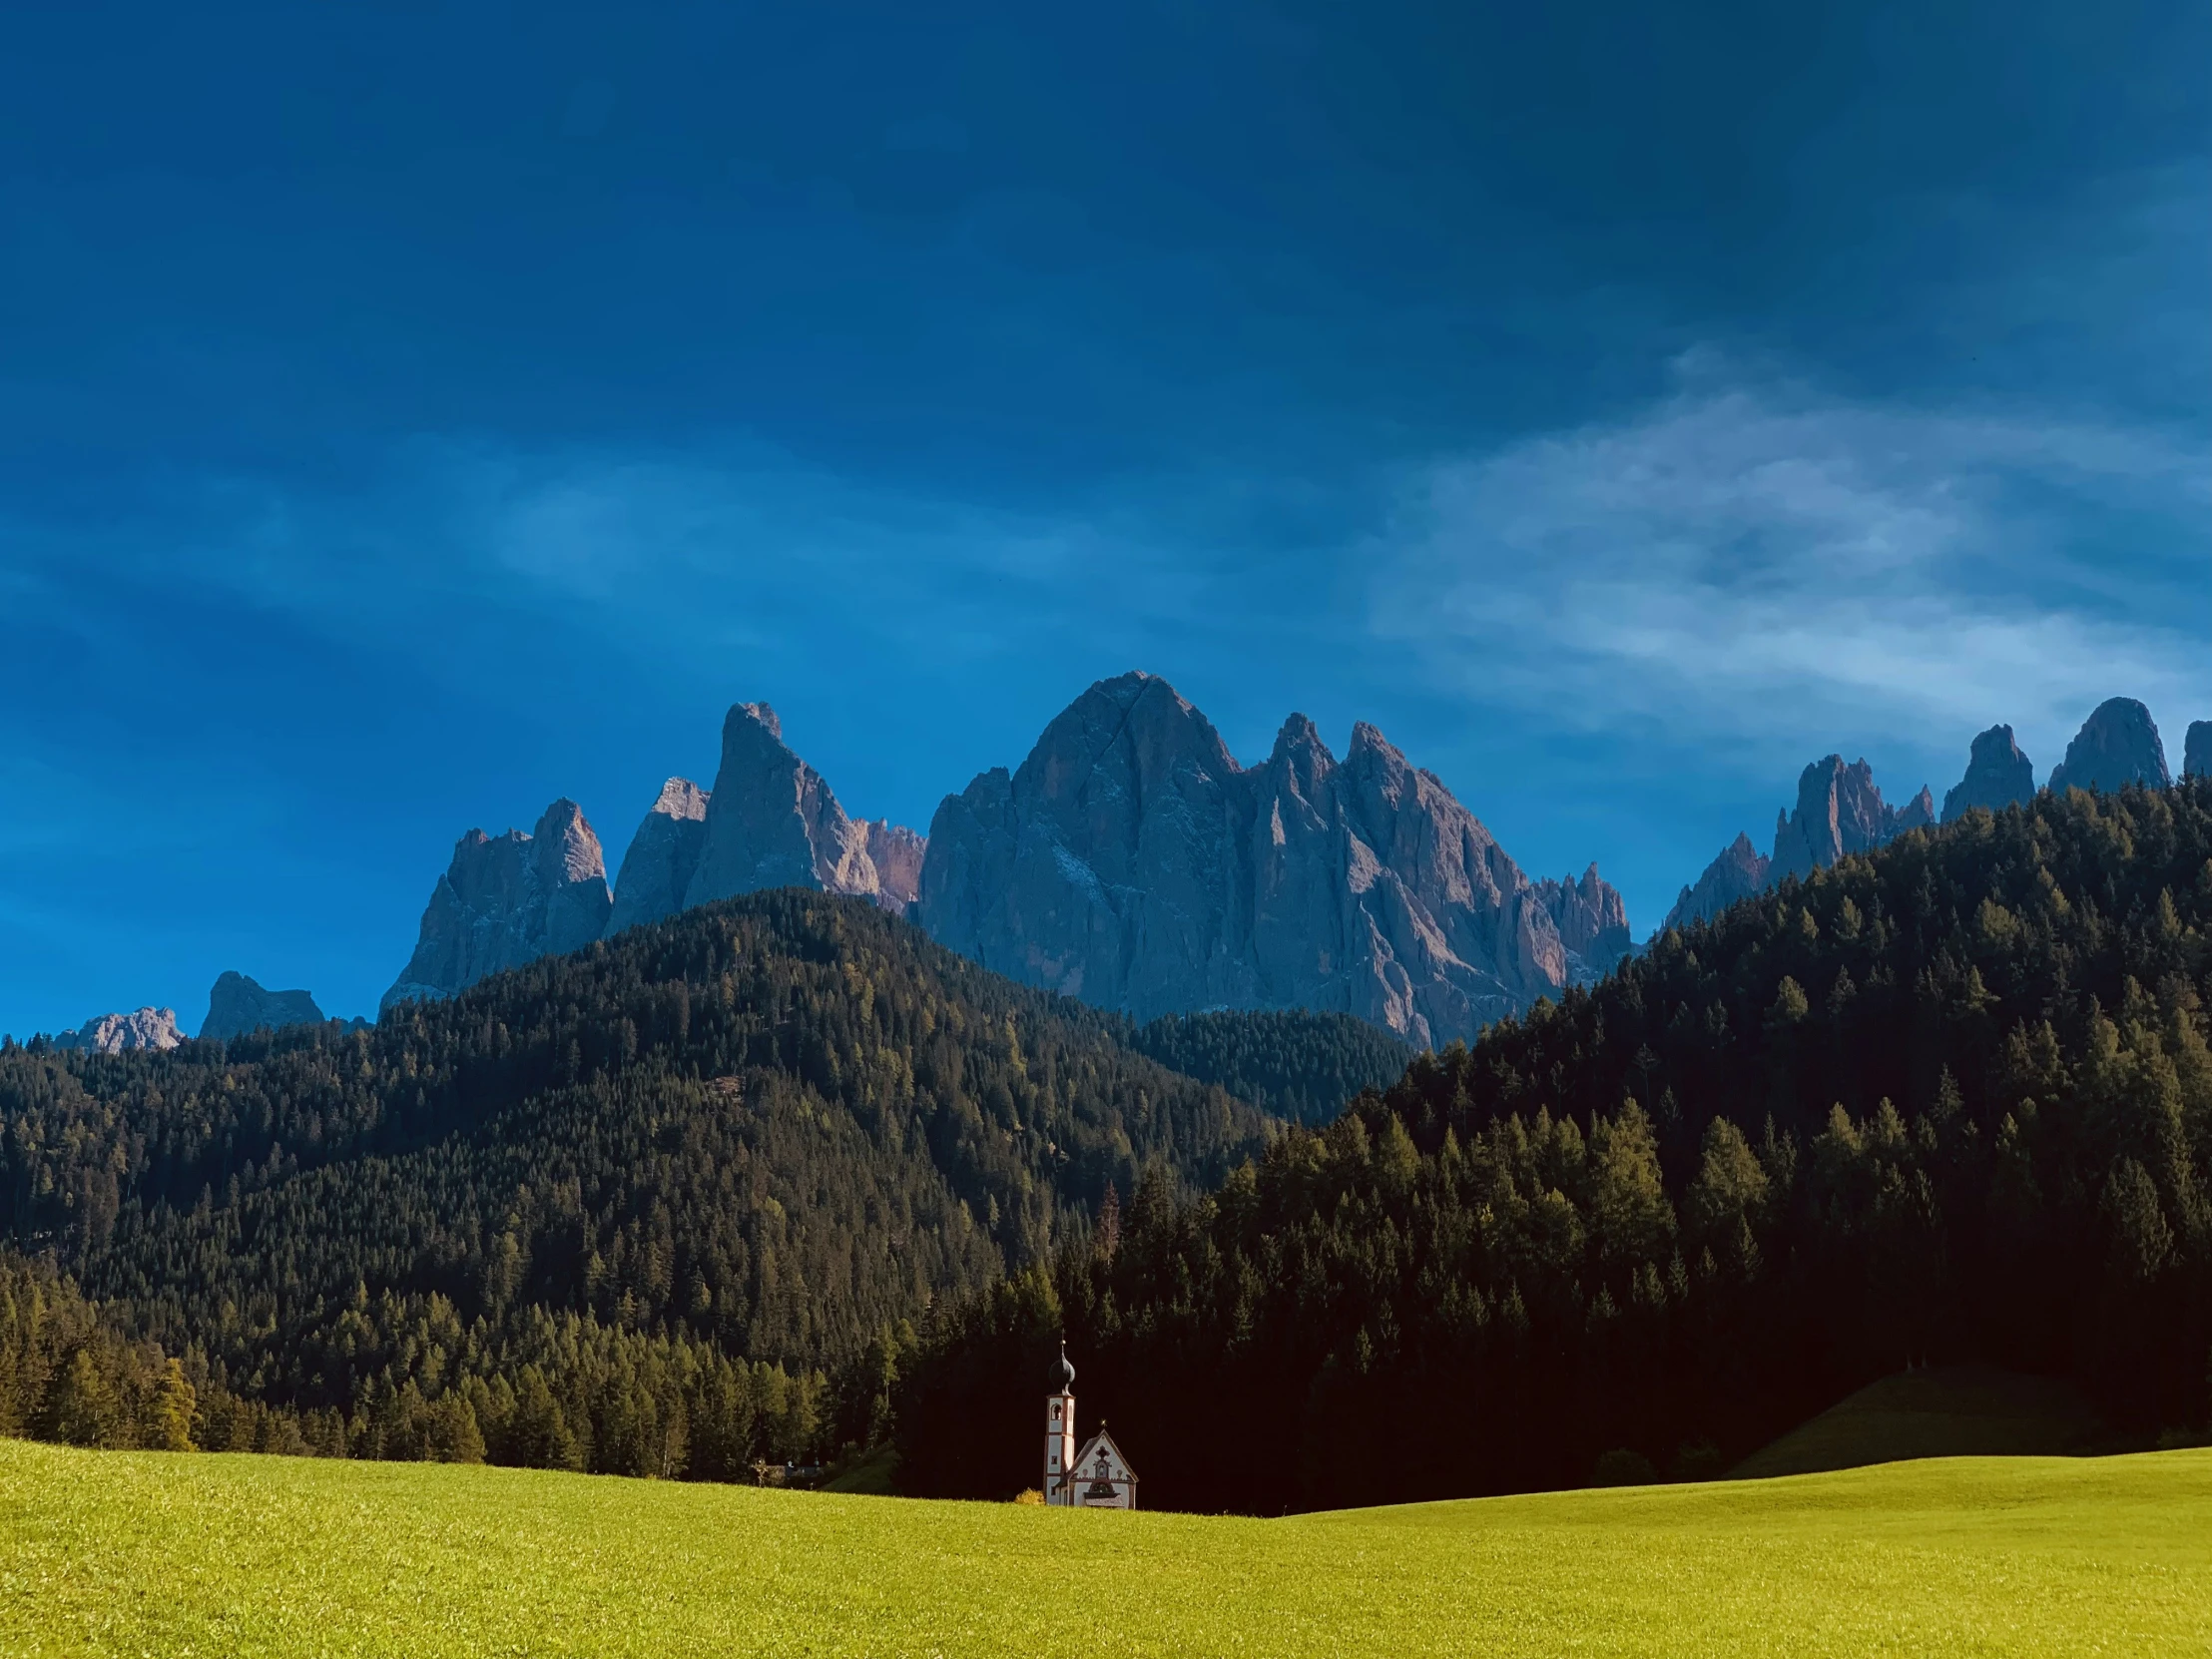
[1042,1343,1139,1508]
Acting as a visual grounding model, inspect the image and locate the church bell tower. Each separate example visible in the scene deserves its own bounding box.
[1044,1342,1077,1504]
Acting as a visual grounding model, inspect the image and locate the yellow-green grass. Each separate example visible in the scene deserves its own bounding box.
[4,1437,2208,1657]
[1733,1366,2115,1480]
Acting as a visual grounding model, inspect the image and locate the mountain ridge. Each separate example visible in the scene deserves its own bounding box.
[1665,697,2203,936]
[914,671,1621,1047]
[361,685,2212,1036]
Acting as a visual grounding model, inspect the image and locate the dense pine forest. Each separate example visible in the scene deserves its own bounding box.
[896,782,2212,1510]
[1131,1010,1413,1126]
[0,892,1285,1474]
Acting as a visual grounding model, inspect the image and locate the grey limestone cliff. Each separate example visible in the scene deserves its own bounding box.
[914,671,1611,1047]
[1538,864,1633,982]
[682,703,910,911]
[1663,832,1772,931]
[380,799,614,1012]
[607,777,712,933]
[1941,725,2036,823]
[54,1007,185,1052]
[2187,721,2212,782]
[201,972,324,1040]
[1770,757,1935,884]
[863,820,927,915]
[2048,698,2170,796]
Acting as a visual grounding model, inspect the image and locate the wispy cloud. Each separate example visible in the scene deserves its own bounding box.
[128,441,1224,687]
[1370,357,2212,776]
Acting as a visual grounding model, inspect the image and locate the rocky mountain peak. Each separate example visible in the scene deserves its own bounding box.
[681,701,922,915]
[1677,747,1929,932]
[202,972,323,1040]
[863,820,927,915]
[1537,864,1633,981]
[2187,721,2212,782]
[380,799,615,1012]
[607,776,714,934]
[1663,831,1772,931]
[1013,671,1239,807]
[54,1007,185,1052]
[653,777,712,819]
[537,798,608,887]
[916,673,1606,1046]
[1266,713,1335,800]
[1771,755,1932,883]
[1344,720,1405,773]
[1941,724,2035,823]
[2049,698,2171,795]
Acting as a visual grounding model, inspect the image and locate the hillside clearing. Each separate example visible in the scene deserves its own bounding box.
[5,1439,2209,1656]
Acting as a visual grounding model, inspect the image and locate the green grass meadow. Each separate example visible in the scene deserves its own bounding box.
[4,1437,2208,1657]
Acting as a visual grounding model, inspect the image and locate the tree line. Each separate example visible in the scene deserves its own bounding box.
[894,782,2212,1510]
[0,891,1286,1476]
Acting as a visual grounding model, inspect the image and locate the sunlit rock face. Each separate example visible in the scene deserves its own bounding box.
[915,671,1606,1048]
[54,1007,185,1052]
[1537,863,1634,983]
[380,798,613,1012]
[2047,698,2171,796]
[862,820,927,916]
[679,702,921,915]
[607,777,712,934]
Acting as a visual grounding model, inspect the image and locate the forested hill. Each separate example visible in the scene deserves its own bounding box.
[896,781,2212,1511]
[0,892,1277,1469]
[1131,1010,1415,1126]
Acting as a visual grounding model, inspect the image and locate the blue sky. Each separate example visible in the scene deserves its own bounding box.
[3,1,2207,1032]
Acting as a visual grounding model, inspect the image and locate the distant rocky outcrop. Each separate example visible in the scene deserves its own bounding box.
[201,972,323,1040]
[1667,752,1932,933]
[606,778,712,934]
[2048,698,2170,796]
[683,704,915,912]
[1537,864,1633,982]
[1667,701,2186,938]
[862,820,927,916]
[54,1007,185,1052]
[1770,757,1935,884]
[1941,725,2036,823]
[382,707,926,1014]
[2187,722,2212,782]
[380,799,614,1012]
[1663,832,1772,931]
[915,671,1615,1047]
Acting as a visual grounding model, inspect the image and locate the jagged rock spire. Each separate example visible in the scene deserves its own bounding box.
[380,799,614,1012]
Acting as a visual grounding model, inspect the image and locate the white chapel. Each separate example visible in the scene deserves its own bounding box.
[1042,1344,1138,1508]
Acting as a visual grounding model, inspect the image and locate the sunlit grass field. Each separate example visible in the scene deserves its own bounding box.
[5,1437,2208,1657]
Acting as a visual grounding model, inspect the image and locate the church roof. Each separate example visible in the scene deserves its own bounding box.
[1072,1428,1139,1481]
